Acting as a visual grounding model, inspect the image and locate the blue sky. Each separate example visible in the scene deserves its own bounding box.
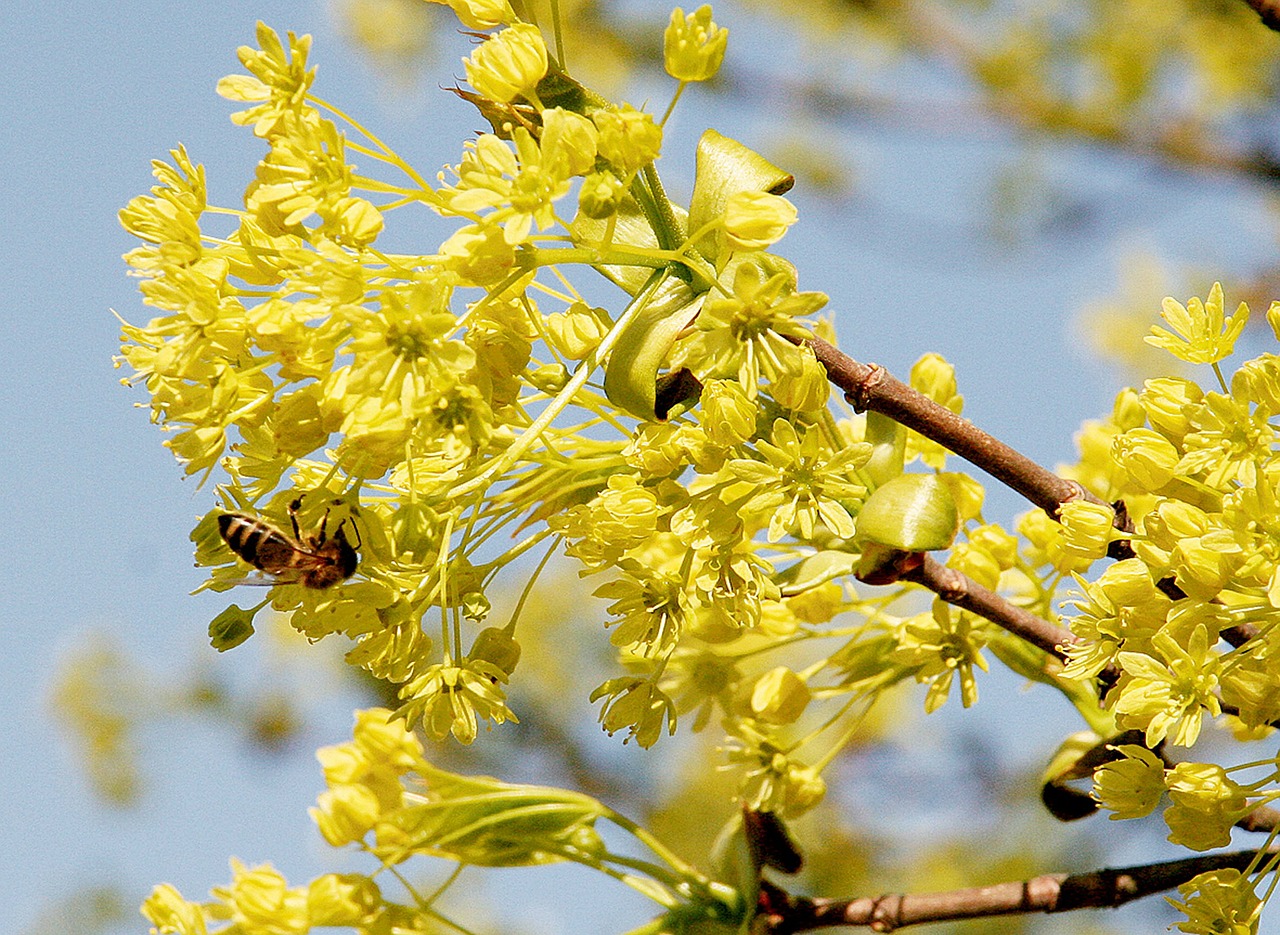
[1,3,1276,934]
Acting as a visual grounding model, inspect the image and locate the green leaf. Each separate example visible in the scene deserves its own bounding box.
[688,129,794,263]
[773,550,860,596]
[863,411,905,487]
[602,272,705,420]
[855,473,959,552]
[571,194,689,296]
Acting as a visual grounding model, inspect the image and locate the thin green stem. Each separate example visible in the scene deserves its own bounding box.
[660,81,688,127]
[501,537,561,635]
[446,269,672,501]
[607,810,707,882]
[549,0,565,70]
[309,94,433,191]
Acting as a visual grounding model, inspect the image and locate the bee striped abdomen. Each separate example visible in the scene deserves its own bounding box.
[217,510,359,589]
[219,514,292,571]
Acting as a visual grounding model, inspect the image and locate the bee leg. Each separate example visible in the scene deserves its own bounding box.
[288,498,305,542]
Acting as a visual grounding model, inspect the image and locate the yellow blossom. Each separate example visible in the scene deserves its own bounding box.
[1091,744,1164,819]
[664,6,729,82]
[1146,282,1248,365]
[463,22,548,104]
[141,884,208,935]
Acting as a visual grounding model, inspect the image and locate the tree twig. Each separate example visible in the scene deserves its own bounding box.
[803,337,1107,519]
[901,555,1075,661]
[757,847,1279,932]
[1243,0,1280,31]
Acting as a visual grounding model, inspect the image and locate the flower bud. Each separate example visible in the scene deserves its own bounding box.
[547,302,611,359]
[1058,500,1116,560]
[352,708,424,772]
[439,222,518,286]
[722,190,798,251]
[1139,377,1202,444]
[1164,761,1249,851]
[578,169,627,218]
[307,874,381,928]
[1110,386,1146,431]
[593,105,663,176]
[1113,427,1179,491]
[701,379,756,446]
[748,666,810,724]
[141,884,207,935]
[310,783,382,846]
[540,107,599,177]
[1091,744,1164,819]
[770,345,829,411]
[467,626,522,677]
[444,0,511,30]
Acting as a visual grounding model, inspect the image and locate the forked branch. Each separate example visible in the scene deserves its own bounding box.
[758,847,1278,932]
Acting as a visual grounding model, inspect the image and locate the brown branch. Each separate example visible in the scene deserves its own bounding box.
[901,555,1075,661]
[1238,805,1280,833]
[758,847,1279,932]
[804,337,1107,519]
[1244,0,1280,32]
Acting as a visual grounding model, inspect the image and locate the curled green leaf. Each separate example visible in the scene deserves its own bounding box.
[603,273,705,420]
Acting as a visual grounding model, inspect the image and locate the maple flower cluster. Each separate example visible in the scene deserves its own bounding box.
[117,9,866,815]
[119,6,1280,934]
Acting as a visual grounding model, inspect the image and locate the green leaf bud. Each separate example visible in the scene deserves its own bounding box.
[664,5,729,82]
[855,473,959,552]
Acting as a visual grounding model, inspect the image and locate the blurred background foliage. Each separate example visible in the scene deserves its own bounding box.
[44,1,1280,933]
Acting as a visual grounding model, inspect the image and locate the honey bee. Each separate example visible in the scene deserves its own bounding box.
[218,498,359,589]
